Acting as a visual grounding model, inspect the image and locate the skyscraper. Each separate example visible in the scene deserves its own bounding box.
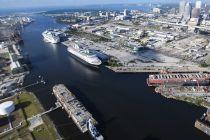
[123,9,129,16]
[204,4,210,20]
[191,7,200,18]
[184,2,192,20]
[195,0,202,9]
[204,4,210,15]
[179,0,187,16]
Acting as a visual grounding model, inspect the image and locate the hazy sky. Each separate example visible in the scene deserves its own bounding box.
[0,0,209,9]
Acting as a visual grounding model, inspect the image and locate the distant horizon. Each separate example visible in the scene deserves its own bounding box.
[0,0,209,10]
[0,1,182,10]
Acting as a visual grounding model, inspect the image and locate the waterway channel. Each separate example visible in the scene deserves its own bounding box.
[21,14,209,140]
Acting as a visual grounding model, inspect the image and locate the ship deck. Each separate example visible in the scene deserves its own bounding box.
[53,84,97,133]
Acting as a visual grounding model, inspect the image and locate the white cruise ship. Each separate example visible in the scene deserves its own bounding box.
[42,30,60,44]
[67,43,102,66]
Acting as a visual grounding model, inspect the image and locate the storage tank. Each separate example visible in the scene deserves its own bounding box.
[0,101,15,116]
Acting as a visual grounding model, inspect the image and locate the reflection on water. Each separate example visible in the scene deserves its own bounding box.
[44,42,58,53]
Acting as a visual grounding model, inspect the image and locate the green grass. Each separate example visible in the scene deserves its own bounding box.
[200,62,209,68]
[108,57,123,67]
[17,92,42,119]
[66,29,111,42]
[17,92,58,140]
[0,95,33,140]
[32,124,54,140]
[1,52,10,60]
[0,92,58,140]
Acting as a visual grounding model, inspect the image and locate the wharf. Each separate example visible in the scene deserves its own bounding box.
[52,84,97,133]
[195,109,210,136]
[147,73,210,86]
[195,120,210,136]
[155,86,209,94]
[106,66,210,73]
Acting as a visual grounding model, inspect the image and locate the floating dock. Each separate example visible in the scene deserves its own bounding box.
[147,73,210,86]
[53,84,97,133]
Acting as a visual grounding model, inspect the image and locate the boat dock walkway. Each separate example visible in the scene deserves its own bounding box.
[52,84,97,133]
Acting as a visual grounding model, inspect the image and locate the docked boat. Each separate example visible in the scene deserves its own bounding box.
[42,29,60,44]
[67,43,102,67]
[87,119,104,140]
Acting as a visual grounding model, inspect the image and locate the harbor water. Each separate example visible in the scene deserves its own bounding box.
[21,14,209,140]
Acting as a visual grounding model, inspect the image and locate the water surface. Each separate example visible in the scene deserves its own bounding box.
[21,15,209,140]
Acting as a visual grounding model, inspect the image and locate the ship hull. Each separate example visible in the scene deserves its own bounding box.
[43,36,60,44]
[69,52,101,68]
[67,46,102,68]
[42,31,60,44]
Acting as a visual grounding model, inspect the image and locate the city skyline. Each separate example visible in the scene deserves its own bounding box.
[0,0,209,9]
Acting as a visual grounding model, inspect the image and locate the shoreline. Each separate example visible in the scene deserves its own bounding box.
[0,91,61,140]
[106,66,210,73]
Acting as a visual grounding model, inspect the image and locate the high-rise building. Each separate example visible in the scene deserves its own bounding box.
[191,8,200,18]
[179,0,187,16]
[204,4,210,15]
[153,8,161,14]
[195,0,202,9]
[184,2,192,20]
[123,9,129,16]
[203,4,210,20]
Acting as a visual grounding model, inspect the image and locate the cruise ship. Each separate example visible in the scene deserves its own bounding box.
[67,43,102,67]
[87,119,104,140]
[42,29,60,44]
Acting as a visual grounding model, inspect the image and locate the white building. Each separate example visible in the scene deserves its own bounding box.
[153,8,161,14]
[184,2,192,20]
[0,101,15,116]
[195,0,202,9]
[123,9,129,16]
[179,0,187,16]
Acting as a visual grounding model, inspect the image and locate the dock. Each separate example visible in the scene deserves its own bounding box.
[195,109,210,136]
[106,66,210,73]
[147,73,210,86]
[52,84,97,133]
[195,120,210,136]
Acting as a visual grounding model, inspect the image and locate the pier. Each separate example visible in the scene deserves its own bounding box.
[106,66,210,73]
[147,73,210,86]
[195,109,210,136]
[52,84,97,133]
